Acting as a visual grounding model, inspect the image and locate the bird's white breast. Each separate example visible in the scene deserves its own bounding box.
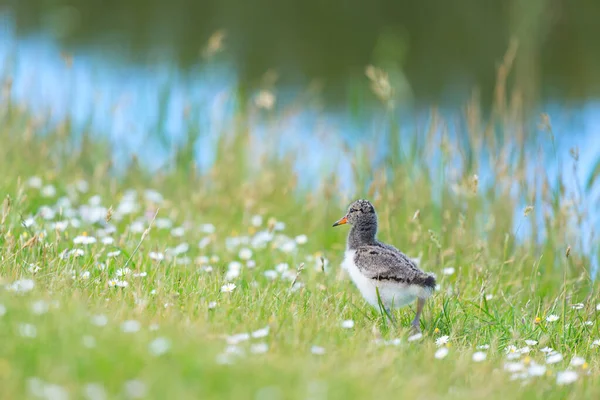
[341,249,423,309]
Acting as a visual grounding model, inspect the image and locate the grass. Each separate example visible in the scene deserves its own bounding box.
[0,68,599,400]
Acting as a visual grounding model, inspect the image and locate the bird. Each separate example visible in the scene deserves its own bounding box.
[332,199,436,332]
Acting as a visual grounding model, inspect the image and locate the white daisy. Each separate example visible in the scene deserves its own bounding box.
[556,370,578,385]
[341,320,354,329]
[238,248,253,260]
[546,314,559,322]
[311,346,326,355]
[149,337,171,356]
[472,352,487,362]
[73,235,97,245]
[295,235,308,244]
[408,333,423,342]
[435,335,449,347]
[546,352,563,364]
[434,347,449,359]
[442,267,455,276]
[121,320,141,333]
[250,343,269,354]
[221,283,236,293]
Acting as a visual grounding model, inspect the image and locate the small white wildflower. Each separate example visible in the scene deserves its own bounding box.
[149,337,171,356]
[572,303,584,310]
[123,380,147,399]
[82,335,96,348]
[477,344,490,350]
[341,320,354,329]
[434,347,449,359]
[200,223,216,234]
[485,294,494,300]
[83,383,107,400]
[7,278,35,294]
[596,303,600,311]
[31,300,49,315]
[23,217,35,228]
[408,333,423,342]
[264,270,277,280]
[133,272,147,278]
[121,320,141,333]
[149,252,165,261]
[246,260,256,268]
[41,184,57,197]
[170,227,185,237]
[70,249,85,257]
[227,333,250,345]
[107,250,121,258]
[225,269,240,281]
[251,215,263,227]
[80,271,91,280]
[546,352,563,364]
[435,335,449,347]
[116,268,131,277]
[472,352,487,362]
[504,362,525,372]
[0,304,6,317]
[591,339,600,348]
[519,346,531,354]
[101,237,114,245]
[167,242,189,256]
[75,179,89,192]
[208,301,217,309]
[506,352,521,361]
[238,248,253,260]
[198,237,211,249]
[442,267,455,276]
[280,241,297,253]
[221,283,236,293]
[540,346,554,354]
[252,326,270,338]
[527,362,546,376]
[155,218,173,230]
[108,280,129,288]
[546,314,559,322]
[584,320,594,326]
[570,356,586,367]
[53,221,69,231]
[91,315,108,326]
[556,370,578,385]
[295,234,308,244]
[250,343,269,354]
[73,235,97,245]
[38,206,56,220]
[524,340,538,346]
[19,323,37,338]
[27,176,43,188]
[275,263,289,273]
[311,346,326,355]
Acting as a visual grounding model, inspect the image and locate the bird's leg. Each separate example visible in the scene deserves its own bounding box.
[411,298,426,333]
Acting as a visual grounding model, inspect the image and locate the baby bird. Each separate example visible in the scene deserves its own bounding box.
[333,199,436,332]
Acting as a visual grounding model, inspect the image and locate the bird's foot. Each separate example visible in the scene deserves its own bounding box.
[410,320,421,334]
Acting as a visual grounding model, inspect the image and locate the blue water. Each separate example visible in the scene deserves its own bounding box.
[1,17,598,277]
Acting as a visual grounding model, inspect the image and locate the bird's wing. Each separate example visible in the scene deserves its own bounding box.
[354,245,430,286]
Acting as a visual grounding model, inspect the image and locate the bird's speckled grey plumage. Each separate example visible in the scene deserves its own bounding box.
[333,199,436,331]
[344,199,436,289]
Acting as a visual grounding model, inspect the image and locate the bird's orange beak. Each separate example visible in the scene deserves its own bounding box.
[332,215,348,227]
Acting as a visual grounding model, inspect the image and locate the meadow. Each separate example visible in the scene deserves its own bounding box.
[0,66,599,400]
